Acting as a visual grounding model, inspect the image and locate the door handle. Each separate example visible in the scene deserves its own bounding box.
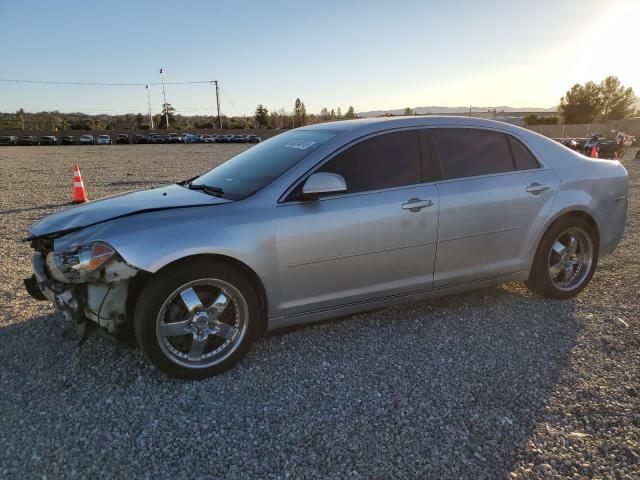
[402,198,433,212]
[526,183,550,195]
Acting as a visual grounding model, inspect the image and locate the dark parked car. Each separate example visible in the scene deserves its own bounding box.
[60,135,76,145]
[116,134,130,144]
[149,134,165,144]
[40,136,58,145]
[79,135,95,145]
[0,135,18,146]
[232,135,247,143]
[17,135,40,146]
[246,135,262,143]
[133,134,148,144]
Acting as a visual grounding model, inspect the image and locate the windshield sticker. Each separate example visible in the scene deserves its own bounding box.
[284,139,316,150]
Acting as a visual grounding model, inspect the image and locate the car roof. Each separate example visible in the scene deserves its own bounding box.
[297,115,530,136]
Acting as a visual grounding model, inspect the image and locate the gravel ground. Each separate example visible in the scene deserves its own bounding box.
[0,144,638,479]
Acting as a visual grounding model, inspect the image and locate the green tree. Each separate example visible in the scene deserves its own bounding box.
[294,98,307,127]
[600,76,636,120]
[160,103,176,128]
[254,104,270,128]
[345,106,357,119]
[320,107,330,121]
[523,113,542,125]
[16,108,25,130]
[559,82,602,124]
[404,107,413,115]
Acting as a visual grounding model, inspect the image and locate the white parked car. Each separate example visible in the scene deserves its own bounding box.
[96,135,112,145]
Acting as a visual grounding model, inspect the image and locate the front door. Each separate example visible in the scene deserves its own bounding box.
[276,129,439,315]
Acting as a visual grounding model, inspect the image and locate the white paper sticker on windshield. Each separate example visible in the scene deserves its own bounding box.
[284,139,316,150]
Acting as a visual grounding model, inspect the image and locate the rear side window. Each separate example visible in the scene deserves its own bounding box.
[318,130,421,194]
[508,136,539,170]
[433,128,514,179]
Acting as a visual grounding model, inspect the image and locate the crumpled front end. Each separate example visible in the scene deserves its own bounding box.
[24,236,143,343]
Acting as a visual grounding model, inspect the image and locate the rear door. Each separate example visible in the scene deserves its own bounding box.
[431,128,560,287]
[275,129,439,315]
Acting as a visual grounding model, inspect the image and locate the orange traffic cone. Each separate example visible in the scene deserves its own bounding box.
[590,146,598,158]
[72,164,89,204]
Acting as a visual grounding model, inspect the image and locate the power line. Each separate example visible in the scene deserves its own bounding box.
[0,78,214,86]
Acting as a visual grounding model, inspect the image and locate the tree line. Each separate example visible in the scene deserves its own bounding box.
[1,99,358,132]
[2,76,636,132]
[254,98,357,128]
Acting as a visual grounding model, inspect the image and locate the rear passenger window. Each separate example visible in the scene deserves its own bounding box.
[433,128,514,179]
[318,130,422,194]
[508,136,539,170]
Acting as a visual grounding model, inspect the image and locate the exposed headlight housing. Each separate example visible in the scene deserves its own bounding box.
[52,242,116,282]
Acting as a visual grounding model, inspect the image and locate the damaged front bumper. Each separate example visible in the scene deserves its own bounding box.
[24,250,141,342]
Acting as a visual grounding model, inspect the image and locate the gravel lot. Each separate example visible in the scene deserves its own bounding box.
[0,144,638,479]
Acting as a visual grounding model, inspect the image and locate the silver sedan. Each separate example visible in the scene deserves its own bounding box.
[25,117,628,378]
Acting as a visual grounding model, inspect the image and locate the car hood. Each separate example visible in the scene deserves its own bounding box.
[28,184,230,238]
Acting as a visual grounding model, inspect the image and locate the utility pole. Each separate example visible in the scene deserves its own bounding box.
[213,80,222,129]
[160,68,169,129]
[145,85,154,130]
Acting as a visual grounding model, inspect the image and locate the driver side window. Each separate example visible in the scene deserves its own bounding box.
[317,130,422,194]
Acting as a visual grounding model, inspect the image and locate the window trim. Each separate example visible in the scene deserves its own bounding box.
[278,126,430,204]
[278,125,544,204]
[506,134,541,171]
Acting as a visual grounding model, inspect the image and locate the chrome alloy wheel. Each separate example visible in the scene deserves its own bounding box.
[547,227,594,292]
[155,279,249,369]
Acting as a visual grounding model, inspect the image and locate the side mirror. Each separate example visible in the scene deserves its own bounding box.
[302,172,347,197]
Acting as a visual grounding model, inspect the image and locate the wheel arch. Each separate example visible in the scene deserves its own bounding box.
[129,253,269,335]
[530,208,600,267]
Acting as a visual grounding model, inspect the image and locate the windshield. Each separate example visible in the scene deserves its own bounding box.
[191,130,336,200]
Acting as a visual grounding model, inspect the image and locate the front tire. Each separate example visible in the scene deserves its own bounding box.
[526,217,598,299]
[134,259,260,379]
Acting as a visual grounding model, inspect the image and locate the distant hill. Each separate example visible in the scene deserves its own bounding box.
[358,106,557,117]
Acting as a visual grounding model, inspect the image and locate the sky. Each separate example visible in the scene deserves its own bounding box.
[0,0,638,116]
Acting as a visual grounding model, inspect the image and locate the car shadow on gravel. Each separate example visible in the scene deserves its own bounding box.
[252,284,584,477]
[1,286,584,478]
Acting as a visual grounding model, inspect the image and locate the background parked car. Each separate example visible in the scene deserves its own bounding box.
[217,134,233,143]
[0,135,18,145]
[39,136,58,146]
[132,134,148,144]
[79,135,94,145]
[116,134,130,144]
[96,134,112,145]
[165,133,183,144]
[60,135,75,145]
[17,135,40,146]
[246,135,261,143]
[182,133,198,143]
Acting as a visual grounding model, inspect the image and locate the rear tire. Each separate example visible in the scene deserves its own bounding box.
[526,217,598,299]
[134,259,260,379]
